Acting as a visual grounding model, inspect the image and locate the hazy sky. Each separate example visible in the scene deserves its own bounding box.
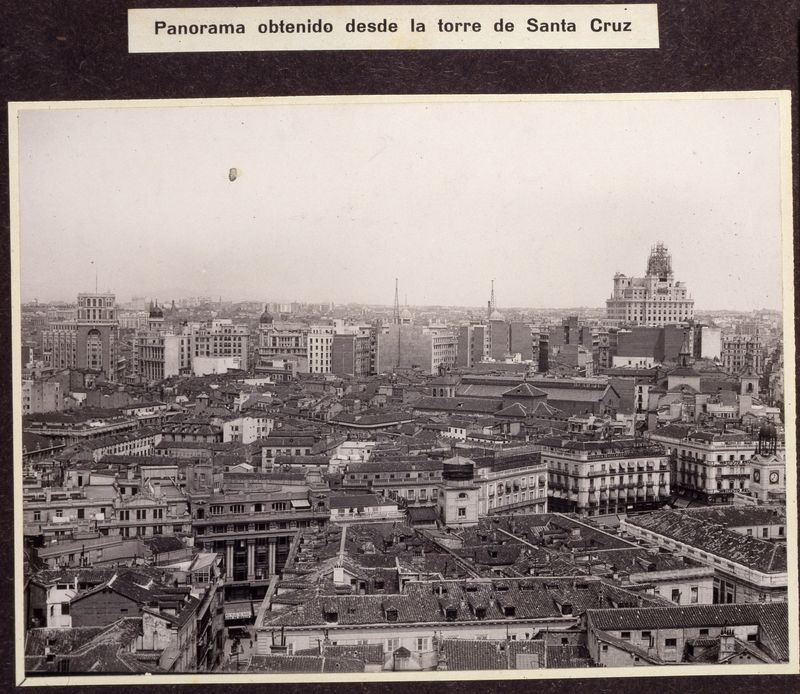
[16,95,786,310]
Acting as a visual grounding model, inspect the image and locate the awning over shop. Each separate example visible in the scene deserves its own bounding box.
[290,499,311,509]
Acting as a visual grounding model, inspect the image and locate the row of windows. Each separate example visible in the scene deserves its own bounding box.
[264,448,311,458]
[348,471,440,481]
[207,502,288,515]
[384,488,438,500]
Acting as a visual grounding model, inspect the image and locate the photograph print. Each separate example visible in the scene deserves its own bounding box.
[12,92,796,683]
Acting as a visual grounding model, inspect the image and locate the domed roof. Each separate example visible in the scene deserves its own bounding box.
[400,307,412,321]
[489,309,505,321]
[443,454,475,467]
[259,304,274,324]
[759,421,777,438]
[149,302,164,319]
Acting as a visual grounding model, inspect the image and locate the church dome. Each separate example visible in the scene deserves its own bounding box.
[149,303,164,319]
[400,307,412,322]
[489,309,505,321]
[259,304,274,324]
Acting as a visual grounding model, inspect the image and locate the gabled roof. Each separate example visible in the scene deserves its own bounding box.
[592,628,663,664]
[588,602,788,661]
[25,618,159,674]
[495,403,529,418]
[502,383,548,399]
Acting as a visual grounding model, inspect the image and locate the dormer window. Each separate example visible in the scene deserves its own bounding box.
[475,606,487,619]
[324,610,338,623]
[445,607,458,621]
[385,607,398,622]
[503,605,515,617]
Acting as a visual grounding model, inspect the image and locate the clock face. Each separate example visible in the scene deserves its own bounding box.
[753,470,761,483]
[769,471,779,484]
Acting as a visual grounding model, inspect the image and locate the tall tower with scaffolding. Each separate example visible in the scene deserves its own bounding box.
[393,278,401,325]
[487,279,496,320]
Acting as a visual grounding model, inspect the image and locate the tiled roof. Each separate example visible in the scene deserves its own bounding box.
[588,602,788,661]
[545,644,593,669]
[26,618,158,674]
[407,506,439,522]
[439,639,591,670]
[323,643,385,664]
[331,410,414,426]
[502,383,548,399]
[329,494,395,509]
[262,577,661,629]
[25,626,106,656]
[257,435,318,447]
[144,535,185,554]
[650,424,695,440]
[625,511,787,573]
[495,403,529,418]
[678,506,785,528]
[441,639,524,669]
[414,397,504,414]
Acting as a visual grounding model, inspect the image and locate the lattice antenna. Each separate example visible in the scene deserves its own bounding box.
[393,278,400,324]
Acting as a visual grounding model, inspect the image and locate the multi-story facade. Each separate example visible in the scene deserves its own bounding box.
[331,331,374,378]
[131,317,249,383]
[587,603,788,665]
[721,334,764,375]
[622,512,787,604]
[542,437,670,516]
[307,324,334,374]
[479,455,548,516]
[24,410,139,445]
[343,459,444,504]
[188,319,250,371]
[377,324,457,374]
[341,453,548,517]
[189,483,329,616]
[21,379,63,414]
[256,577,656,661]
[456,323,487,368]
[222,415,273,444]
[75,292,119,380]
[41,321,77,371]
[258,434,318,471]
[41,292,120,379]
[258,318,308,362]
[647,426,756,504]
[509,322,538,362]
[606,244,694,327]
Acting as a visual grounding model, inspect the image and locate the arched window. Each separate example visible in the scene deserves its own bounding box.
[86,329,103,370]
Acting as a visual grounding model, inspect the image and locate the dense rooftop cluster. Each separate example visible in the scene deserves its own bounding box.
[19,290,788,676]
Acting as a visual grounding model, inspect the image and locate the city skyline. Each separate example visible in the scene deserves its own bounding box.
[17,96,785,311]
[20,287,785,316]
